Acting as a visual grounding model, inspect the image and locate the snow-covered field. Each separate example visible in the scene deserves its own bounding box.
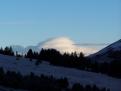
[0,54,121,91]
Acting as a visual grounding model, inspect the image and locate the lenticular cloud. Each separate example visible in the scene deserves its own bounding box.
[38,37,97,55]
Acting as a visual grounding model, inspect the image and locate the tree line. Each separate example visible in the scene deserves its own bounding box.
[0,67,110,91]
[0,47,14,56]
[0,46,121,78]
[25,48,121,78]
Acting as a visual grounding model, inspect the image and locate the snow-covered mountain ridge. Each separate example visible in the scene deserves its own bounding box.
[89,39,121,62]
[93,39,121,55]
[11,37,97,55]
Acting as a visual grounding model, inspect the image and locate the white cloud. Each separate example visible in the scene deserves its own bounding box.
[38,37,98,55]
[11,37,99,56]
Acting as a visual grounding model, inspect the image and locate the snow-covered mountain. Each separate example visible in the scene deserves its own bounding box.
[89,39,121,62]
[0,54,121,91]
[11,37,97,55]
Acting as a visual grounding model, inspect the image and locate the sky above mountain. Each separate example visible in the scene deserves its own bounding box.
[0,0,120,52]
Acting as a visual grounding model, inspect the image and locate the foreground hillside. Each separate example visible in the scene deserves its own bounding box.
[0,86,28,91]
[0,54,121,91]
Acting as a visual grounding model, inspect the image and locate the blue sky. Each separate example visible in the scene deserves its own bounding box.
[0,0,121,47]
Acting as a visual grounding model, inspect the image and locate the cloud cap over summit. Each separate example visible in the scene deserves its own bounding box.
[11,37,99,55]
[38,37,97,55]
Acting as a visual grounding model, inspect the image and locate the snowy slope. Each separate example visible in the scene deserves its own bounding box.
[89,39,121,62]
[94,39,121,55]
[0,86,28,91]
[0,54,121,91]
